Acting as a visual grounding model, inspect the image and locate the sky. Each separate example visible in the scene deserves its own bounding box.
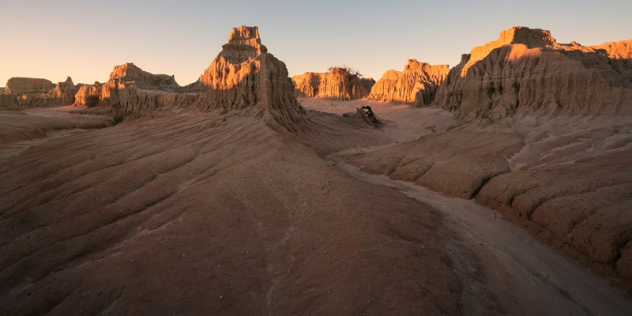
[1,0,631,87]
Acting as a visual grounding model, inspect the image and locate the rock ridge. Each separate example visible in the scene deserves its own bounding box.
[292,68,370,100]
[368,59,449,106]
[433,26,632,120]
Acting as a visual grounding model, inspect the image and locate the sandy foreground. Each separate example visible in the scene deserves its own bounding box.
[0,101,631,315]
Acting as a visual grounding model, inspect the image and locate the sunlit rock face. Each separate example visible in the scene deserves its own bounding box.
[0,77,78,109]
[73,82,106,107]
[368,59,449,107]
[198,26,305,131]
[434,26,632,119]
[292,68,370,100]
[104,63,200,113]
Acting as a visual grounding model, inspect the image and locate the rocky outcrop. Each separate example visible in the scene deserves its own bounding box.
[368,59,449,107]
[292,68,370,100]
[73,82,106,107]
[198,26,305,131]
[109,63,179,88]
[433,26,632,120]
[104,62,200,113]
[592,39,632,59]
[1,77,78,109]
[31,77,78,107]
[5,78,55,94]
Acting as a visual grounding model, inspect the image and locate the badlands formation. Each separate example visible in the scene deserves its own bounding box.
[1,25,632,315]
[369,59,449,106]
[292,67,373,100]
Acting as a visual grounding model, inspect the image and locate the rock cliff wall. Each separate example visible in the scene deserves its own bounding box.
[433,27,632,119]
[368,59,449,107]
[292,68,370,100]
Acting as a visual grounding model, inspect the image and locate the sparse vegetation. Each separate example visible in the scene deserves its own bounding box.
[328,65,363,78]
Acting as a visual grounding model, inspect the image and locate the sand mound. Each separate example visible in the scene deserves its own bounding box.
[292,68,370,100]
[369,59,449,107]
[433,26,632,119]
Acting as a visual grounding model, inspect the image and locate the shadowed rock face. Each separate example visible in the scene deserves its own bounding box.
[369,59,449,107]
[73,82,106,107]
[292,68,370,100]
[434,26,632,120]
[198,26,306,131]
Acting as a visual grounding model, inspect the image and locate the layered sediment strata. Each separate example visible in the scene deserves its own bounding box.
[198,26,305,130]
[368,59,449,106]
[433,26,632,119]
[292,68,370,100]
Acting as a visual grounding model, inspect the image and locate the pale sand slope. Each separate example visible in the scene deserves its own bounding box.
[1,105,631,315]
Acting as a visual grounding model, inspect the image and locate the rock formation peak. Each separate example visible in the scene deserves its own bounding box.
[198,26,305,131]
[220,26,268,64]
[499,26,557,47]
[227,26,262,44]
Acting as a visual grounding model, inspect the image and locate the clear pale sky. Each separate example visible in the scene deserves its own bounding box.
[1,0,630,87]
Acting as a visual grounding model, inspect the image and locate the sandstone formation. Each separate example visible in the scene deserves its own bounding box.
[197,26,305,130]
[73,82,105,107]
[105,63,200,113]
[67,62,202,112]
[369,59,449,107]
[433,26,632,119]
[593,39,632,59]
[5,77,55,94]
[0,77,78,109]
[292,68,370,100]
